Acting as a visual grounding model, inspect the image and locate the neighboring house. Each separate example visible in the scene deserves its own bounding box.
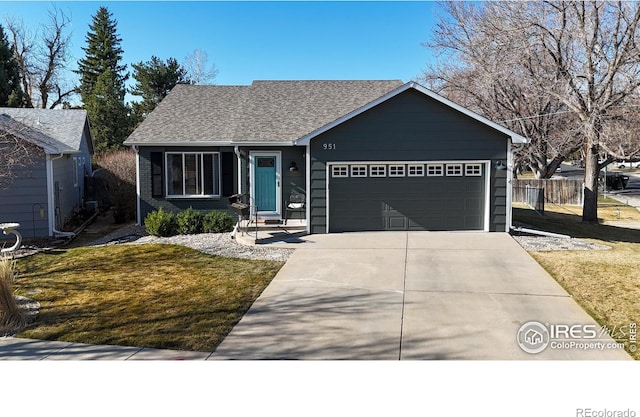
[0,108,94,239]
[124,80,529,234]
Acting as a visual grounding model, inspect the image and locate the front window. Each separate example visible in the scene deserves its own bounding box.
[166,152,220,197]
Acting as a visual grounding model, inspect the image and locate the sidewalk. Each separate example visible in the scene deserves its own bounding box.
[0,337,213,360]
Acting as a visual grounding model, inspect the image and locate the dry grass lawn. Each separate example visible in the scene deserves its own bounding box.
[514,203,640,359]
[13,244,284,352]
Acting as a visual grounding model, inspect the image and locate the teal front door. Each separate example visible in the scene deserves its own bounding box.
[253,154,279,214]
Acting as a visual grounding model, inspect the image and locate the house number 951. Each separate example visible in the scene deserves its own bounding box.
[323,143,336,150]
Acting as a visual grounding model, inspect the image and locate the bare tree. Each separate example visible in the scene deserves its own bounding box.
[6,7,76,109]
[184,48,218,85]
[6,17,34,108]
[426,1,640,222]
[0,115,42,190]
[423,62,581,179]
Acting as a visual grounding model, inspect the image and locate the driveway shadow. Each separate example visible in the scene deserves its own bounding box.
[512,207,640,244]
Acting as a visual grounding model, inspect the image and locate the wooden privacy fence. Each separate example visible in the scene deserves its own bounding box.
[513,179,584,206]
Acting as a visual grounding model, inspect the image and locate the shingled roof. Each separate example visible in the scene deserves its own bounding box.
[0,108,92,154]
[124,80,404,145]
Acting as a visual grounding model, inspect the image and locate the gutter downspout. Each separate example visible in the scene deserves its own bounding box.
[132,145,141,225]
[305,144,311,235]
[505,141,516,232]
[46,153,75,238]
[234,146,242,195]
[231,146,243,239]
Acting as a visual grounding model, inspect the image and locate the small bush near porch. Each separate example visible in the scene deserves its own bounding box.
[13,244,284,352]
[145,208,235,237]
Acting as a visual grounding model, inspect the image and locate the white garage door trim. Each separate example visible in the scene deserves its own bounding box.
[326,160,491,233]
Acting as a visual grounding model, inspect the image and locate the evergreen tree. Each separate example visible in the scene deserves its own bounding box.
[84,68,131,152]
[130,56,189,125]
[0,24,26,107]
[77,6,128,100]
[76,6,130,149]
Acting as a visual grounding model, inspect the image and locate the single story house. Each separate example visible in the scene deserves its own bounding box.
[124,80,528,234]
[0,108,94,239]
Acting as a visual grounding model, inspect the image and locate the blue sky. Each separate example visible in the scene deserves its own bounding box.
[1,1,440,95]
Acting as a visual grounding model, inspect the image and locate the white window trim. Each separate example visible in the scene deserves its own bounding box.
[388,165,406,177]
[369,165,387,177]
[427,164,444,176]
[465,164,483,177]
[350,165,367,177]
[407,164,424,177]
[165,152,221,198]
[446,164,463,176]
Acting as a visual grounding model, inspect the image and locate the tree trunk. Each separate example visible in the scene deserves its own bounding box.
[582,136,600,223]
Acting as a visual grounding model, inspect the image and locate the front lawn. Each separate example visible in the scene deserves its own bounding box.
[513,205,640,359]
[13,244,284,352]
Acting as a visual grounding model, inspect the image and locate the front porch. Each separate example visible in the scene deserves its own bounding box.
[233,218,307,245]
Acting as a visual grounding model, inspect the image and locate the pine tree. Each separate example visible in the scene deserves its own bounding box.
[76,6,130,149]
[77,6,128,101]
[0,24,26,107]
[130,56,189,125]
[84,68,131,152]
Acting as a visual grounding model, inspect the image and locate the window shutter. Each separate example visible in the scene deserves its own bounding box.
[150,152,164,198]
[221,152,235,197]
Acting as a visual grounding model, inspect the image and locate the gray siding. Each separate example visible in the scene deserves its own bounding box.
[138,146,235,219]
[77,127,93,199]
[309,89,510,233]
[138,145,307,222]
[53,155,84,230]
[240,146,306,215]
[0,154,49,239]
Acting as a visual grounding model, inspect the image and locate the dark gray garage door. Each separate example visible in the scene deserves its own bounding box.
[328,162,486,232]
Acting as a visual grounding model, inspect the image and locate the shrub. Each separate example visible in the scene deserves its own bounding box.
[202,210,235,233]
[94,150,137,223]
[176,207,203,235]
[0,257,25,333]
[144,208,177,237]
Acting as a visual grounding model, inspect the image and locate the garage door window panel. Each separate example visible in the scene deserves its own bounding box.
[350,165,367,177]
[465,164,483,176]
[408,164,424,177]
[370,165,387,177]
[446,164,463,176]
[427,164,443,176]
[389,165,405,177]
[332,165,349,178]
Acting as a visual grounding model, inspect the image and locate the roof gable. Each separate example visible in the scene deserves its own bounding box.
[0,108,93,154]
[295,82,529,145]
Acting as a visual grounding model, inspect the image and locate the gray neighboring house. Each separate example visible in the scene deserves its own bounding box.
[0,108,94,239]
[124,80,529,234]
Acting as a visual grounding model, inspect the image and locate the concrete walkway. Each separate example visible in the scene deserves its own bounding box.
[1,232,631,360]
[212,232,631,360]
[0,337,213,360]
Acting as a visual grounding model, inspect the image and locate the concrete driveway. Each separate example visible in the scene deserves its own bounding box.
[212,232,630,360]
